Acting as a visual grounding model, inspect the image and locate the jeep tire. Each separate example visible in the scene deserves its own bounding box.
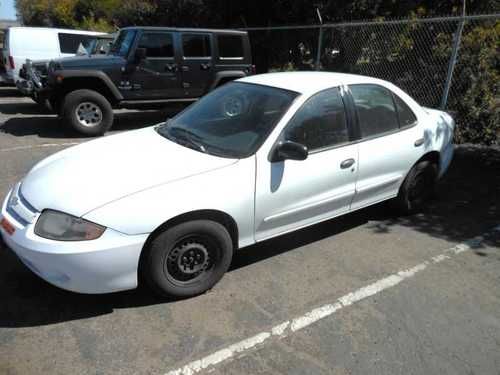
[62,89,113,136]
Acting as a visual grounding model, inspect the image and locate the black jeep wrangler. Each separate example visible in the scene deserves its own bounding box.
[24,27,254,135]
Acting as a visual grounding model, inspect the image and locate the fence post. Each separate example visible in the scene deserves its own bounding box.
[440,17,465,109]
[316,26,324,70]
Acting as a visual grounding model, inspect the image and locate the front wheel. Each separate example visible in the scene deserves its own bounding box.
[62,89,113,136]
[143,220,234,298]
[393,160,438,214]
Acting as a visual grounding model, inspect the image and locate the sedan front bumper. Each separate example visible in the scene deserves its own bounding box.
[1,187,149,294]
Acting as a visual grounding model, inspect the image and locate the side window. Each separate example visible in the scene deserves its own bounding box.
[182,34,211,58]
[284,88,349,151]
[217,35,244,58]
[137,32,174,58]
[58,33,93,54]
[393,94,418,128]
[349,84,399,138]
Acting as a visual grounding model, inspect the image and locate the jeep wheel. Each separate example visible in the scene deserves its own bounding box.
[62,89,113,136]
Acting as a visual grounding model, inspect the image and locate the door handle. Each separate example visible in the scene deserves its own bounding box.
[340,158,355,169]
[165,63,177,72]
[414,138,424,147]
[200,63,211,70]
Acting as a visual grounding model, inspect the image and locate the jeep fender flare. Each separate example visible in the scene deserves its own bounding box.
[53,70,124,101]
[210,71,247,90]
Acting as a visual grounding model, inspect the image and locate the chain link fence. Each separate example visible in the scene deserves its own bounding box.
[244,14,499,145]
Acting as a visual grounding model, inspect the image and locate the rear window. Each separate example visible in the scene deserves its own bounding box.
[217,35,244,58]
[58,33,95,54]
[182,34,211,58]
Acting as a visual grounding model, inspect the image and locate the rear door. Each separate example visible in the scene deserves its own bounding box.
[347,84,424,210]
[180,33,214,98]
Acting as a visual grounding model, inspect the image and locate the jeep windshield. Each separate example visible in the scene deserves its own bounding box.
[109,30,136,57]
[156,82,299,159]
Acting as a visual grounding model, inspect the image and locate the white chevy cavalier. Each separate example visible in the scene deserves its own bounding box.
[0,72,454,297]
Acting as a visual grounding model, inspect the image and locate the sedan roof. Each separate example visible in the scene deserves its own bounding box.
[238,72,386,95]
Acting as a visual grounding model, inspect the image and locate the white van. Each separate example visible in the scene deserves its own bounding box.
[1,27,105,84]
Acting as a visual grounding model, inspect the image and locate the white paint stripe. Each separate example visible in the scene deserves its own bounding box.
[0,142,81,152]
[165,225,500,375]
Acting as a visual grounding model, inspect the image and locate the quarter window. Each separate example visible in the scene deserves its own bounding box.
[284,88,349,151]
[182,34,211,58]
[349,84,399,138]
[393,94,418,127]
[217,35,244,58]
[137,32,174,58]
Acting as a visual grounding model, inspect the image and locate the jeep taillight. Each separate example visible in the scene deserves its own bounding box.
[8,56,15,69]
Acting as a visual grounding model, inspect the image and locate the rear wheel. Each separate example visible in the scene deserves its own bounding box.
[393,160,438,214]
[144,220,233,298]
[62,89,113,136]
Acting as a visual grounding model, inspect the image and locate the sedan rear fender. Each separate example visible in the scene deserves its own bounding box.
[421,107,455,175]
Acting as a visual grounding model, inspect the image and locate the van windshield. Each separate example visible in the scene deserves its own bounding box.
[109,30,136,57]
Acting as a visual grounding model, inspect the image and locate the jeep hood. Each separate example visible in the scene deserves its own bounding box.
[55,54,123,69]
[20,127,237,217]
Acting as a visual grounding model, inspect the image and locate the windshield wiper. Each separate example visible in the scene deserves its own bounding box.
[167,126,207,153]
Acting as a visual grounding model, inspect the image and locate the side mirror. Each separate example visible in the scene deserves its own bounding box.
[271,141,308,162]
[134,48,147,63]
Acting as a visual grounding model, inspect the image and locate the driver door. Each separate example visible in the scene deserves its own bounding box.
[126,31,183,99]
[254,87,359,241]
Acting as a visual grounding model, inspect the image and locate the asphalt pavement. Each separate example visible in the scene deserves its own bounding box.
[0,86,499,375]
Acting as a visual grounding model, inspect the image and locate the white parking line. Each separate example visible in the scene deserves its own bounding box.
[0,142,80,152]
[165,224,500,375]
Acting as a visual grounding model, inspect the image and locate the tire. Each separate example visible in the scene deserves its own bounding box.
[393,160,438,214]
[144,220,234,298]
[62,89,113,136]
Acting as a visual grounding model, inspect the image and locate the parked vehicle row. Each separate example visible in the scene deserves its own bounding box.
[17,26,254,135]
[1,27,107,84]
[0,72,455,298]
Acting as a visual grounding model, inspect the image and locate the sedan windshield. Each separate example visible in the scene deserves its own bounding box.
[157,82,299,158]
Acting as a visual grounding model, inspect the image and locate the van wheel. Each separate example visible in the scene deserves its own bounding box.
[144,220,233,298]
[62,89,113,136]
[393,160,438,214]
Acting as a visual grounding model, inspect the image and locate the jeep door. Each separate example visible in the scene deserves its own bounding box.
[179,33,214,98]
[126,31,183,99]
[254,87,359,241]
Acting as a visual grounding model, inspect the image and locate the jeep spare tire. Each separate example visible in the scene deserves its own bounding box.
[62,89,113,136]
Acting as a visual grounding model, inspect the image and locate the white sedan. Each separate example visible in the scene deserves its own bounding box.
[0,72,454,297]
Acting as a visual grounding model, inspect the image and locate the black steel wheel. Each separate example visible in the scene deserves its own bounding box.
[144,220,233,298]
[393,160,438,214]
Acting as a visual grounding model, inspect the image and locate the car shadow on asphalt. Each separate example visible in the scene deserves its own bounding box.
[0,110,176,139]
[363,145,500,248]
[0,102,52,115]
[0,145,498,328]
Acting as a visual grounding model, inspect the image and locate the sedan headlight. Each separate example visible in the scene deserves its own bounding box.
[35,210,105,241]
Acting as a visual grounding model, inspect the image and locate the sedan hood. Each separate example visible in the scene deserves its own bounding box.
[21,127,237,217]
